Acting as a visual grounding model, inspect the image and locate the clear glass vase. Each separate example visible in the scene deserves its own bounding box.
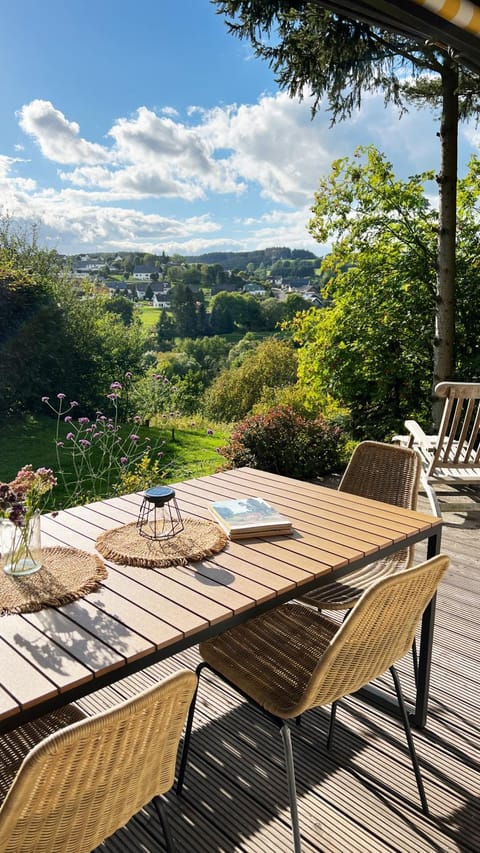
[1,511,43,576]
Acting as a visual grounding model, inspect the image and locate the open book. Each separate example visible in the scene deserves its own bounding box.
[209,496,292,539]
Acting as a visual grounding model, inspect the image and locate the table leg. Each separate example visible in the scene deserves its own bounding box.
[412,530,442,728]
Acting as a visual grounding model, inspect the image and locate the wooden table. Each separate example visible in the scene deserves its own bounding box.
[0,467,442,735]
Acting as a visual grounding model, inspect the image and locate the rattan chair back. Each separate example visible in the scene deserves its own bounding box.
[297,555,449,715]
[298,441,422,610]
[339,440,421,508]
[0,669,197,853]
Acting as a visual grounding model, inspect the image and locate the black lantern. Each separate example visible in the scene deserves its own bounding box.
[137,486,184,540]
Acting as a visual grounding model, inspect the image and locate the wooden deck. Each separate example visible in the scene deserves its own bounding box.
[88,493,479,853]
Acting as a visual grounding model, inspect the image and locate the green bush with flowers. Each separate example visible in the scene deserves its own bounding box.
[217,405,346,480]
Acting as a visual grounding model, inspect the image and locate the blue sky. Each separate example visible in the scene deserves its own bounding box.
[0,0,478,257]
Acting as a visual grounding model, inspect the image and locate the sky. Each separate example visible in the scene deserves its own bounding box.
[0,0,479,258]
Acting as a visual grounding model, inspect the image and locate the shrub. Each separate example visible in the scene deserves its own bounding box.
[218,405,346,480]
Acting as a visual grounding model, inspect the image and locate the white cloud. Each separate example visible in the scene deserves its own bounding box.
[3,88,476,255]
[17,100,109,165]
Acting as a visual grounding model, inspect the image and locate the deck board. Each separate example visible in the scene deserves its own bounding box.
[80,492,480,852]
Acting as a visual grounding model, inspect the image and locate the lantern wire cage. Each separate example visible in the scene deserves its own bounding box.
[136,486,184,540]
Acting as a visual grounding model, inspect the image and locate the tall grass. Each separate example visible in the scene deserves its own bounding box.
[0,414,230,510]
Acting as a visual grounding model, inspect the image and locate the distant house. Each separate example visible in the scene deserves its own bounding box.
[243,282,267,297]
[73,259,105,276]
[152,288,172,308]
[299,290,323,307]
[104,280,132,297]
[132,264,158,281]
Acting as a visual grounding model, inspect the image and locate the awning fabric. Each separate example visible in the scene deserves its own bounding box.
[413,0,480,37]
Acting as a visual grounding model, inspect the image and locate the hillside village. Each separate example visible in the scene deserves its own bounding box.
[67,248,326,308]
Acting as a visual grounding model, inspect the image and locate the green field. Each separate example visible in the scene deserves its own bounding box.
[0,414,230,510]
[137,304,161,329]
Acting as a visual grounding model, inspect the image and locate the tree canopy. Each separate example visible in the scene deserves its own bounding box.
[213,1,480,423]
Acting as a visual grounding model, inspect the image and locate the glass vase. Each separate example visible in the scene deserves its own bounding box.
[1,511,43,576]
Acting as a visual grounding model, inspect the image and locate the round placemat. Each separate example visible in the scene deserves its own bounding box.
[0,547,107,616]
[95,517,228,567]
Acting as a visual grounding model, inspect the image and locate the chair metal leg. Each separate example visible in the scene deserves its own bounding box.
[279,722,302,853]
[390,666,429,816]
[153,796,175,853]
[176,662,206,796]
[326,700,338,751]
[412,638,419,689]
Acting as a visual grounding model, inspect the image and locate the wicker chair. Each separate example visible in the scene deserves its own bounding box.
[0,669,197,853]
[298,440,421,612]
[177,555,449,853]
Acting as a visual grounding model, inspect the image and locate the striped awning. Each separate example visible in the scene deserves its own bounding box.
[314,0,480,71]
[413,0,480,36]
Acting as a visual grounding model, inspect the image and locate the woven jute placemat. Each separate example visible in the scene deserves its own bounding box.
[96,517,228,568]
[0,547,107,616]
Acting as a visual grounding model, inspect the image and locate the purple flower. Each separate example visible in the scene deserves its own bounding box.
[110,382,122,390]
[57,393,66,400]
[124,371,132,379]
[93,432,102,439]
[207,428,214,436]
[129,434,140,442]
[41,396,49,403]
[79,439,91,447]
[120,456,128,465]
[107,423,114,430]
[107,393,117,401]
[70,400,79,407]
[66,432,74,441]
[134,415,141,423]
[64,415,72,423]
[78,417,90,425]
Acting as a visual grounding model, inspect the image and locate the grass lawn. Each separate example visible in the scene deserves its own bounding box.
[0,414,230,510]
[137,304,161,330]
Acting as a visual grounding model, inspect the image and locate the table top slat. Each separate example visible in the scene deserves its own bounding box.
[83,586,184,649]
[56,598,153,663]
[22,609,125,675]
[0,618,93,694]
[0,637,59,710]
[101,567,210,637]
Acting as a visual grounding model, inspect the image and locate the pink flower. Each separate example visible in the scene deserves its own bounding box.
[120,456,128,465]
[79,439,91,447]
[70,400,79,407]
[110,382,122,390]
[78,417,90,424]
[66,432,74,441]
[129,434,140,442]
[64,415,72,422]
[41,396,49,403]
[57,393,66,400]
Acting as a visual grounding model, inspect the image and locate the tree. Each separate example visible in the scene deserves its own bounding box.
[213,1,480,424]
[104,296,135,325]
[170,282,198,338]
[290,149,480,438]
[156,308,176,349]
[203,338,298,421]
